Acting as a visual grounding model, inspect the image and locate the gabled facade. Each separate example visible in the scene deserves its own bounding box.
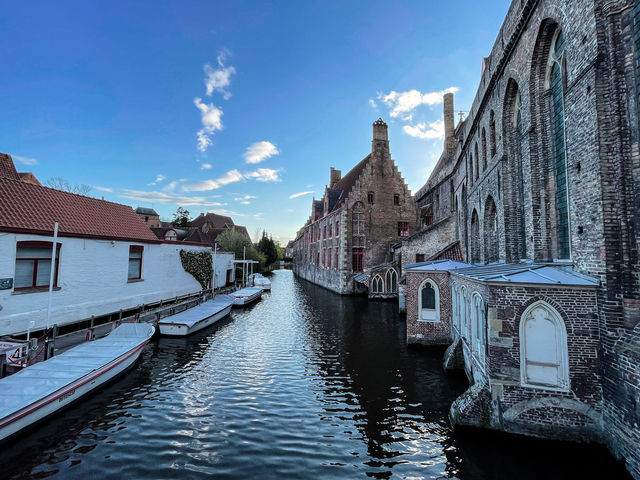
[292,119,418,294]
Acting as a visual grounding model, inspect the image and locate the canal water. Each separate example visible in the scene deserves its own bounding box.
[0,270,629,479]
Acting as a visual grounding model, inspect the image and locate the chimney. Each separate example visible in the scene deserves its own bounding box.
[372,118,389,155]
[443,93,454,143]
[330,167,342,188]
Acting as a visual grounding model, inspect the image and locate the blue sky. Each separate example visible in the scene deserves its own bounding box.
[0,1,508,243]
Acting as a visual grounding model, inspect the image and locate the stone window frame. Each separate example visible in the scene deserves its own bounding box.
[417,277,440,323]
[371,274,384,294]
[519,300,570,392]
[385,269,397,294]
[471,292,487,367]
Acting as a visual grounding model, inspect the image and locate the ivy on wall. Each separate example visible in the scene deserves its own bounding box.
[179,250,212,290]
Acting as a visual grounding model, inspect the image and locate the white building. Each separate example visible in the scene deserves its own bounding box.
[0,154,233,336]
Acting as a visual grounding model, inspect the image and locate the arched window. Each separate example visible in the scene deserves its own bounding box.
[474,143,480,180]
[472,293,486,365]
[489,110,496,157]
[484,196,499,263]
[520,301,570,389]
[452,284,461,335]
[371,274,384,293]
[481,127,487,170]
[548,29,570,259]
[385,269,397,293]
[461,286,469,339]
[470,209,480,263]
[468,153,474,185]
[418,278,440,322]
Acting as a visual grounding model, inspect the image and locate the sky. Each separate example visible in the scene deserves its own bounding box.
[0,1,509,243]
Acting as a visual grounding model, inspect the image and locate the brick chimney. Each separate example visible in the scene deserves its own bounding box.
[372,118,389,154]
[330,167,342,188]
[443,93,456,157]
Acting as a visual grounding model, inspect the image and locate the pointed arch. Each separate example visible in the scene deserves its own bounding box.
[489,110,496,157]
[484,195,499,263]
[470,209,481,263]
[418,278,440,322]
[474,143,480,180]
[371,274,384,294]
[481,127,487,170]
[385,269,397,293]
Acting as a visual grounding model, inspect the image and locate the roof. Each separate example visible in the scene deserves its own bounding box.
[150,227,178,240]
[452,263,600,287]
[191,212,234,229]
[0,176,159,243]
[406,259,471,272]
[0,154,20,181]
[18,172,41,186]
[428,240,464,262]
[135,207,158,216]
[332,154,371,209]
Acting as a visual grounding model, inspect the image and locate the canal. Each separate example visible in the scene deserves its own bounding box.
[0,270,629,479]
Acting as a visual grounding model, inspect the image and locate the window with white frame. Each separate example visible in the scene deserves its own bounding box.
[371,274,384,293]
[418,278,439,322]
[520,301,570,390]
[385,269,397,293]
[471,293,486,365]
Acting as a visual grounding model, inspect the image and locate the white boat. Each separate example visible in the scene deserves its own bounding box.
[231,287,263,307]
[157,295,234,336]
[0,323,154,443]
[248,273,272,291]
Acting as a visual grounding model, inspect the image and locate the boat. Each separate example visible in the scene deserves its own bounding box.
[248,273,272,291]
[157,295,234,336]
[231,287,263,307]
[0,322,154,443]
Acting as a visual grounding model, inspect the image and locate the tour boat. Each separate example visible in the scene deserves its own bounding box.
[157,295,234,336]
[231,287,263,307]
[248,273,272,291]
[0,322,154,443]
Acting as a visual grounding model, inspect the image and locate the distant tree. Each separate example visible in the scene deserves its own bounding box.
[172,207,191,227]
[217,229,259,261]
[46,177,92,196]
[274,240,284,261]
[257,233,278,267]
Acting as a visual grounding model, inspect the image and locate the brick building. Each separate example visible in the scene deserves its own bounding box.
[292,119,418,295]
[401,0,640,477]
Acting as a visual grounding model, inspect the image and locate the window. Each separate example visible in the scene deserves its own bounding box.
[14,241,61,290]
[415,253,425,263]
[385,269,397,293]
[334,247,339,269]
[469,153,474,185]
[424,206,433,227]
[489,110,496,157]
[367,192,374,204]
[474,143,480,180]
[329,224,333,237]
[472,293,486,365]
[128,245,143,280]
[470,209,480,263]
[335,221,340,237]
[371,274,384,293]
[398,222,409,237]
[164,230,177,241]
[393,194,400,205]
[418,278,440,322]
[481,127,487,170]
[352,248,363,272]
[520,301,569,389]
[323,226,326,239]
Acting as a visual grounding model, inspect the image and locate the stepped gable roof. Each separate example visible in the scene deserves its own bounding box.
[18,172,41,186]
[191,212,234,229]
[327,188,342,212]
[332,154,371,208]
[0,153,20,181]
[135,207,158,216]
[0,177,159,243]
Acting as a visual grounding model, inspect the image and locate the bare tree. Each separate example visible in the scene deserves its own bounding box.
[46,177,92,196]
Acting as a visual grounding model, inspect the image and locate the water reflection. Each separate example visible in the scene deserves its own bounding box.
[0,270,629,479]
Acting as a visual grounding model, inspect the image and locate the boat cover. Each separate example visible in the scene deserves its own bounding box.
[158,295,234,327]
[0,323,154,420]
[232,287,263,297]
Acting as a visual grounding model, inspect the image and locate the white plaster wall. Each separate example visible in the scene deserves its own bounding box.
[213,252,234,288]
[0,233,230,336]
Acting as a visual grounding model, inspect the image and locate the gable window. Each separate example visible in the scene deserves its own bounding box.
[128,245,143,281]
[418,278,440,322]
[367,192,374,204]
[520,301,570,390]
[14,241,61,290]
[352,247,364,272]
[393,194,400,205]
[398,222,409,237]
[164,229,177,241]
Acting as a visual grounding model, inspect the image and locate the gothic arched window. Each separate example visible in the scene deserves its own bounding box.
[489,110,496,157]
[371,274,384,293]
[481,127,487,170]
[418,278,440,322]
[385,269,397,293]
[470,209,481,263]
[484,196,499,263]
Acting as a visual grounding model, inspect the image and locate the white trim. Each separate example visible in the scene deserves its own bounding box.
[417,278,440,322]
[519,300,570,391]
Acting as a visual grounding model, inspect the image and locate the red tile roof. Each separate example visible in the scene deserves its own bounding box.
[428,240,465,263]
[0,177,160,243]
[191,212,234,229]
[0,154,20,181]
[332,154,370,209]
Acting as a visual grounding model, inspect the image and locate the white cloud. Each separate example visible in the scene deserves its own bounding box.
[243,141,279,164]
[194,97,223,152]
[289,190,314,199]
[155,174,166,182]
[245,168,281,182]
[234,194,256,205]
[201,163,212,170]
[13,155,38,165]
[182,169,244,192]
[368,98,377,109]
[204,51,236,99]
[379,87,458,118]
[94,186,113,192]
[207,208,245,217]
[403,120,445,139]
[119,189,226,207]
[164,179,187,191]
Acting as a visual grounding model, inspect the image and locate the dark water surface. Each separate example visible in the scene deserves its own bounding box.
[1,270,629,479]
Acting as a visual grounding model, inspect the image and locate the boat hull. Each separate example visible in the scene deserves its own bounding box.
[158,303,232,336]
[0,325,153,443]
[231,289,262,307]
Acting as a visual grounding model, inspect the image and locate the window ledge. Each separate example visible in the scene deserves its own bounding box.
[12,286,61,295]
[417,319,441,323]
[127,278,144,283]
[521,381,570,393]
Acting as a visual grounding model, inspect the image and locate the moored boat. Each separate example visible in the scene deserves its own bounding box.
[0,322,154,443]
[157,295,234,336]
[231,287,263,307]
[248,273,272,291]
